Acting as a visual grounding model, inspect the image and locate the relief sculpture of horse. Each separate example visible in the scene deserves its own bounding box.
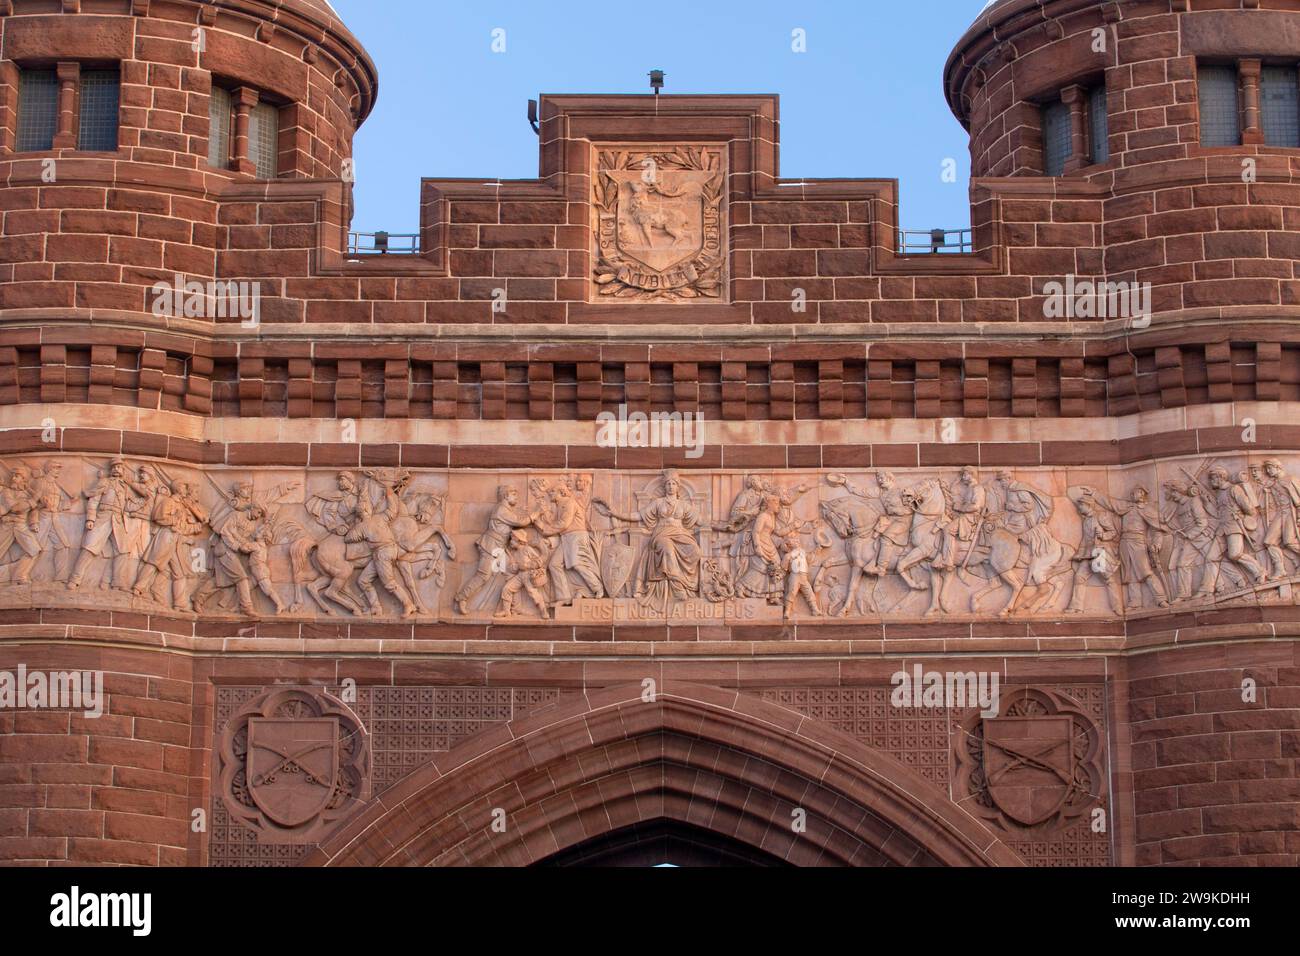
[894,478,953,617]
[967,511,1071,617]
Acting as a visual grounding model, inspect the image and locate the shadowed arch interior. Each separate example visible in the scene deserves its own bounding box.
[537,819,792,867]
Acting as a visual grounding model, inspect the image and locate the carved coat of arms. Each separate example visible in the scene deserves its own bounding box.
[218,687,370,844]
[592,146,726,302]
[246,717,339,829]
[981,715,1075,827]
[954,687,1104,834]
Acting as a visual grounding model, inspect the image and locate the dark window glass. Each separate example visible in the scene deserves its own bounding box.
[16,69,58,152]
[209,86,232,168]
[1199,66,1242,146]
[1042,99,1071,176]
[77,70,119,151]
[1261,65,1300,148]
[1090,87,1109,165]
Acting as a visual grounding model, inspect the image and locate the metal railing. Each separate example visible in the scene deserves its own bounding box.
[897,228,973,254]
[347,231,421,255]
[346,228,973,257]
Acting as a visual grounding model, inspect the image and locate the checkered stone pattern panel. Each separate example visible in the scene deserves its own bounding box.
[1011,822,1110,866]
[758,687,953,785]
[208,684,570,867]
[759,684,1113,866]
[366,687,569,789]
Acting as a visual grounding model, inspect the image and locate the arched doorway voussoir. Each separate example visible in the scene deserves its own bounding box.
[302,682,1025,867]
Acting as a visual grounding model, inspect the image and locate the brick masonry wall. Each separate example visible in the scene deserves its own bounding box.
[0,645,196,866]
[1120,643,1300,866]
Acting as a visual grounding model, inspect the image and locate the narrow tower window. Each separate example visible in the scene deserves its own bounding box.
[1198,65,1242,146]
[1261,65,1300,148]
[249,101,279,179]
[1089,87,1109,165]
[209,86,233,168]
[1042,99,1072,176]
[16,68,58,152]
[77,69,120,151]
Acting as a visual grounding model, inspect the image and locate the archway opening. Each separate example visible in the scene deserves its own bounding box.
[535,819,791,868]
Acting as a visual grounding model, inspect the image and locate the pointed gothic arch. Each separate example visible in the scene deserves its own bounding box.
[301,682,1025,867]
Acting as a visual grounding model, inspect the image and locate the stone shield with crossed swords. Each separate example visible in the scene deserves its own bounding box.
[981,715,1075,827]
[246,717,339,829]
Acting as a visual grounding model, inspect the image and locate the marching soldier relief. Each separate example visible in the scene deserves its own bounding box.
[4,456,1300,623]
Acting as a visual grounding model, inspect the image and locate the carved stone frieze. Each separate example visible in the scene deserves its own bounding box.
[591,144,727,302]
[4,456,1300,625]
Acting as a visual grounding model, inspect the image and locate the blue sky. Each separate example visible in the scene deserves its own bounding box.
[333,0,993,235]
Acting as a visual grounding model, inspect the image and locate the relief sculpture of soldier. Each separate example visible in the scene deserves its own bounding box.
[1202,464,1269,597]
[133,472,209,612]
[1258,459,1300,581]
[935,467,987,575]
[531,481,605,611]
[893,476,959,617]
[1065,489,1122,615]
[494,529,552,620]
[821,471,913,616]
[65,458,154,592]
[26,461,75,582]
[1081,486,1170,610]
[454,485,531,616]
[968,471,1070,617]
[196,499,287,616]
[1162,479,1214,601]
[287,470,445,618]
[344,495,419,617]
[0,466,42,586]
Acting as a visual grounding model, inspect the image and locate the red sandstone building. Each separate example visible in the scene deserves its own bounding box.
[0,0,1297,869]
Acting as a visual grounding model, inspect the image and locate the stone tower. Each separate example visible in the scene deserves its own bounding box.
[0,0,1297,868]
